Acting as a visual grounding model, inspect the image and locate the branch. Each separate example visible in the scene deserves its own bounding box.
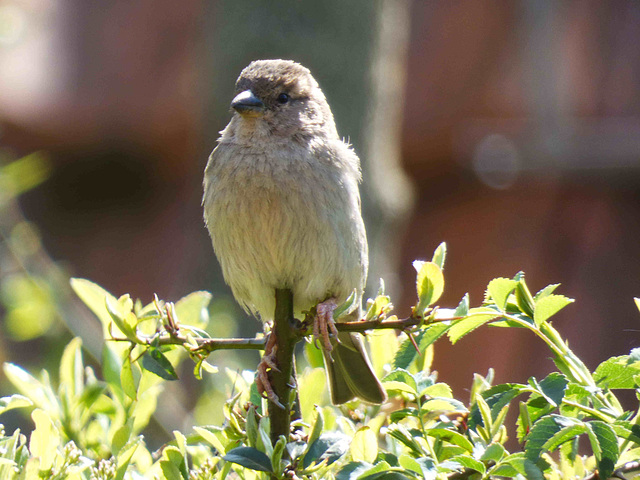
[109,309,460,354]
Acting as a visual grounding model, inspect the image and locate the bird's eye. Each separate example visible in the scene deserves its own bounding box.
[276,93,290,104]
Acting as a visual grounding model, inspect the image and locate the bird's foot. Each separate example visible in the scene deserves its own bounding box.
[256,332,283,409]
[313,298,340,353]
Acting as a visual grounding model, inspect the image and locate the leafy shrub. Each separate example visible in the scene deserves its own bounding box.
[2,244,640,479]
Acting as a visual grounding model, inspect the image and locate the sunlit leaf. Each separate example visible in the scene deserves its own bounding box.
[350,427,377,463]
[487,277,517,311]
[533,295,574,327]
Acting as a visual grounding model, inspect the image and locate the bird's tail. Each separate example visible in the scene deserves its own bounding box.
[323,331,387,404]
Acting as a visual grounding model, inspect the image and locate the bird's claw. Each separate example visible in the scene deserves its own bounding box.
[256,333,284,409]
[314,299,339,352]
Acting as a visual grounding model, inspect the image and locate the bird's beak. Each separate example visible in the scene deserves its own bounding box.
[231,90,265,116]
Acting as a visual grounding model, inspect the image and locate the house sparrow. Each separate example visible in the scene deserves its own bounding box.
[202,59,386,405]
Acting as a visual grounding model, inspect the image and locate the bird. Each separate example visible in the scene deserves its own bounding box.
[202,59,386,405]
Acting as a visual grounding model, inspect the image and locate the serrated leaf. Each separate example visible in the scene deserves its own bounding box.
[142,347,178,380]
[533,295,574,326]
[426,429,474,452]
[594,354,640,389]
[487,278,517,311]
[524,415,566,461]
[431,242,447,270]
[350,427,377,463]
[611,421,640,446]
[534,284,560,301]
[533,373,569,407]
[414,261,444,314]
[499,453,545,480]
[542,423,586,457]
[481,443,505,462]
[447,309,500,344]
[448,454,485,474]
[453,293,469,316]
[586,421,619,480]
[223,446,273,472]
[383,369,417,395]
[393,323,451,369]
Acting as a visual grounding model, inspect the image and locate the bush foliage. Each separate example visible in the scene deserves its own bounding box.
[2,244,640,479]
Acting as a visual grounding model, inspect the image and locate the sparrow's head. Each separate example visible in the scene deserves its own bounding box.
[228,59,338,139]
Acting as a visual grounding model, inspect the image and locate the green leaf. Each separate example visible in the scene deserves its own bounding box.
[393,323,450,369]
[514,274,535,318]
[540,421,586,454]
[59,337,84,401]
[174,291,212,330]
[111,419,133,455]
[336,461,372,480]
[350,427,377,463]
[365,294,392,321]
[382,369,417,395]
[70,278,117,333]
[481,443,505,462]
[447,308,500,344]
[447,454,485,474]
[223,446,273,472]
[453,293,469,316]
[594,354,640,389]
[0,394,33,414]
[498,453,544,480]
[29,409,60,471]
[533,294,574,327]
[586,421,619,480]
[414,261,444,314]
[334,289,358,319]
[534,284,560,301]
[105,295,136,339]
[271,435,287,475]
[487,277,517,311]
[308,406,324,447]
[160,445,189,480]
[425,429,474,452]
[525,415,566,461]
[387,424,423,457]
[3,363,57,413]
[302,432,350,469]
[611,421,640,446]
[530,373,569,407]
[115,437,142,480]
[431,242,447,270]
[142,347,178,380]
[120,355,138,400]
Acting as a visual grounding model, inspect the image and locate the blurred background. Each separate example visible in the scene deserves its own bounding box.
[2,0,640,446]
